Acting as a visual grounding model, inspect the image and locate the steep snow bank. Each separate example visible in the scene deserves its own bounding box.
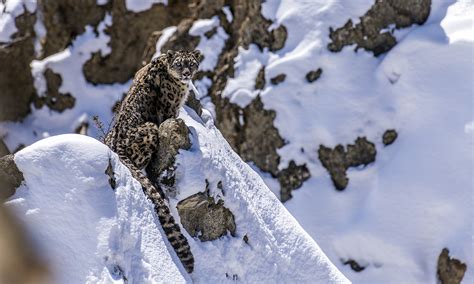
[6,134,187,283]
[5,108,348,283]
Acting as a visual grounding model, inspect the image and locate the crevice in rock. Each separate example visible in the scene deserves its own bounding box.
[318,137,376,190]
[328,0,431,56]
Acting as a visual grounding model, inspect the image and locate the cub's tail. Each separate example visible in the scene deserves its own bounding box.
[119,155,194,273]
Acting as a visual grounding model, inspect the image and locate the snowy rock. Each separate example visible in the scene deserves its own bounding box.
[33,69,76,112]
[437,248,466,284]
[0,154,24,200]
[328,0,432,56]
[270,73,286,85]
[177,189,236,242]
[318,137,376,190]
[278,161,311,202]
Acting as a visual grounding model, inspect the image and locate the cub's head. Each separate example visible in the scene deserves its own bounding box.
[166,50,202,83]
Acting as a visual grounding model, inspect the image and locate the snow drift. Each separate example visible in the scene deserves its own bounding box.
[5,108,348,283]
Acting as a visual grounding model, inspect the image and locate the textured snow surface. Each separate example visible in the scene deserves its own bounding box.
[6,135,187,283]
[5,121,348,283]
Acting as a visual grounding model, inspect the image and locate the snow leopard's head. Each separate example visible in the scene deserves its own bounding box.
[166,50,202,83]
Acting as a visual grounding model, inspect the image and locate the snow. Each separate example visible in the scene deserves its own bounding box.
[125,0,167,13]
[189,17,229,72]
[152,26,177,58]
[5,134,187,283]
[4,125,348,282]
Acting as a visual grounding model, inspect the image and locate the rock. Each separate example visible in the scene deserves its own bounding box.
[0,140,9,157]
[33,69,76,113]
[278,161,311,202]
[0,10,36,122]
[328,0,431,56]
[318,137,376,190]
[255,66,266,90]
[177,191,236,241]
[146,118,191,190]
[382,129,398,146]
[270,74,286,85]
[186,90,203,117]
[437,248,466,284]
[38,0,108,59]
[306,68,323,83]
[0,154,24,200]
[342,259,366,272]
[105,158,116,190]
[83,1,192,84]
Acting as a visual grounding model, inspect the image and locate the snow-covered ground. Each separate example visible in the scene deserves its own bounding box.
[5,109,348,283]
[1,0,472,283]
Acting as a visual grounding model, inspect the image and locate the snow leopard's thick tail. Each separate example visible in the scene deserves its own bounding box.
[119,155,194,273]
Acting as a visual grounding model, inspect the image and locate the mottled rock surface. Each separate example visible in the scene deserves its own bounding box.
[0,154,24,200]
[270,74,286,85]
[33,69,76,112]
[0,11,36,122]
[318,137,376,190]
[328,0,431,56]
[177,191,236,242]
[278,161,311,202]
[306,68,323,83]
[146,118,191,193]
[382,129,398,146]
[437,248,466,284]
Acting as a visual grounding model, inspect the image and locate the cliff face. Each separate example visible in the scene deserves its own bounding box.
[0,0,472,283]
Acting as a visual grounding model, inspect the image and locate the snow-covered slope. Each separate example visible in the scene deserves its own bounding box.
[5,108,348,283]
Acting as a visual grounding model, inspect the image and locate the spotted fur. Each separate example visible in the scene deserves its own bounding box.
[105,50,202,273]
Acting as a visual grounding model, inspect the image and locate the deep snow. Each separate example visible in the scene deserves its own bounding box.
[5,109,348,283]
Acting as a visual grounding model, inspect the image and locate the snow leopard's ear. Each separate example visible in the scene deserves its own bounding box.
[166,50,176,60]
[192,50,203,62]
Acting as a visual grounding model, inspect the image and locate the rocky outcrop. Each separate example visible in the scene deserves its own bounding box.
[177,190,236,242]
[437,248,466,284]
[0,140,9,157]
[83,0,191,84]
[278,161,311,202]
[328,0,431,56]
[318,137,376,190]
[0,154,24,200]
[33,69,76,112]
[0,10,36,122]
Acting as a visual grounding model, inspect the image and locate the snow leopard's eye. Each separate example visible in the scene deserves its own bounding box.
[176,62,182,67]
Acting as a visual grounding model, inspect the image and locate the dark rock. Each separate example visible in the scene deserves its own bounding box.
[382,129,398,146]
[437,248,466,284]
[0,10,36,122]
[306,68,323,83]
[83,0,192,84]
[278,161,311,202]
[105,158,116,190]
[177,191,236,241]
[33,69,76,113]
[204,26,218,39]
[0,154,24,200]
[270,74,286,85]
[318,137,376,190]
[343,259,366,272]
[328,0,431,56]
[146,118,191,189]
[255,66,266,90]
[270,25,288,52]
[38,0,108,58]
[186,90,203,117]
[0,140,9,157]
[75,121,89,135]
